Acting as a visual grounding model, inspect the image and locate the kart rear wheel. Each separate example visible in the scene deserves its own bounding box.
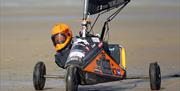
[149,62,161,90]
[33,61,46,90]
[65,66,78,91]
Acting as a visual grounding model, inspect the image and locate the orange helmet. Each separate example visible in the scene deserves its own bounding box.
[51,24,72,52]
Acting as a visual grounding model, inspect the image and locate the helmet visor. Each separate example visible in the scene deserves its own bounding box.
[52,33,66,46]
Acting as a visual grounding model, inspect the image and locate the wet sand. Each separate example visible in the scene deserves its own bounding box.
[0,2,180,91]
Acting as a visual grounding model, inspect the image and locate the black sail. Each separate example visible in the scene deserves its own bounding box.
[87,0,129,15]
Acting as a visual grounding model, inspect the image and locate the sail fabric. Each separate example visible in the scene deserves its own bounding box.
[87,0,129,15]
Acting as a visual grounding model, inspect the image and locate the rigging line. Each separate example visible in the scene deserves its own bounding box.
[101,2,129,41]
[88,7,113,34]
[87,1,129,34]
[88,13,101,34]
[107,2,128,22]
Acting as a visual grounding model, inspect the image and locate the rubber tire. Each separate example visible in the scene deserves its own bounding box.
[33,61,46,90]
[149,62,161,90]
[65,66,78,91]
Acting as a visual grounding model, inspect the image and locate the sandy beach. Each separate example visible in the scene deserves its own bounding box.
[0,0,180,91]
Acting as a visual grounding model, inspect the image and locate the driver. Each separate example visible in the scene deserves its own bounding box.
[51,24,72,68]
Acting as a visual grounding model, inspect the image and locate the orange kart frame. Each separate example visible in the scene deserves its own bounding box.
[77,44,127,85]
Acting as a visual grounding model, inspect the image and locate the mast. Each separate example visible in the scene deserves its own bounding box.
[83,0,89,20]
[81,0,89,38]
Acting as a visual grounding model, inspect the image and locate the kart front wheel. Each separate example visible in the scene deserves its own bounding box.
[33,61,46,90]
[65,66,78,91]
[149,62,161,90]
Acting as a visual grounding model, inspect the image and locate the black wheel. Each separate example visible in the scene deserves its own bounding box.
[65,66,79,91]
[149,62,161,90]
[33,61,46,90]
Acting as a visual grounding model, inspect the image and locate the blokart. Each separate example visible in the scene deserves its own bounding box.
[33,0,161,91]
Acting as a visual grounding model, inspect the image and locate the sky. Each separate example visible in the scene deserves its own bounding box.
[0,0,179,7]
